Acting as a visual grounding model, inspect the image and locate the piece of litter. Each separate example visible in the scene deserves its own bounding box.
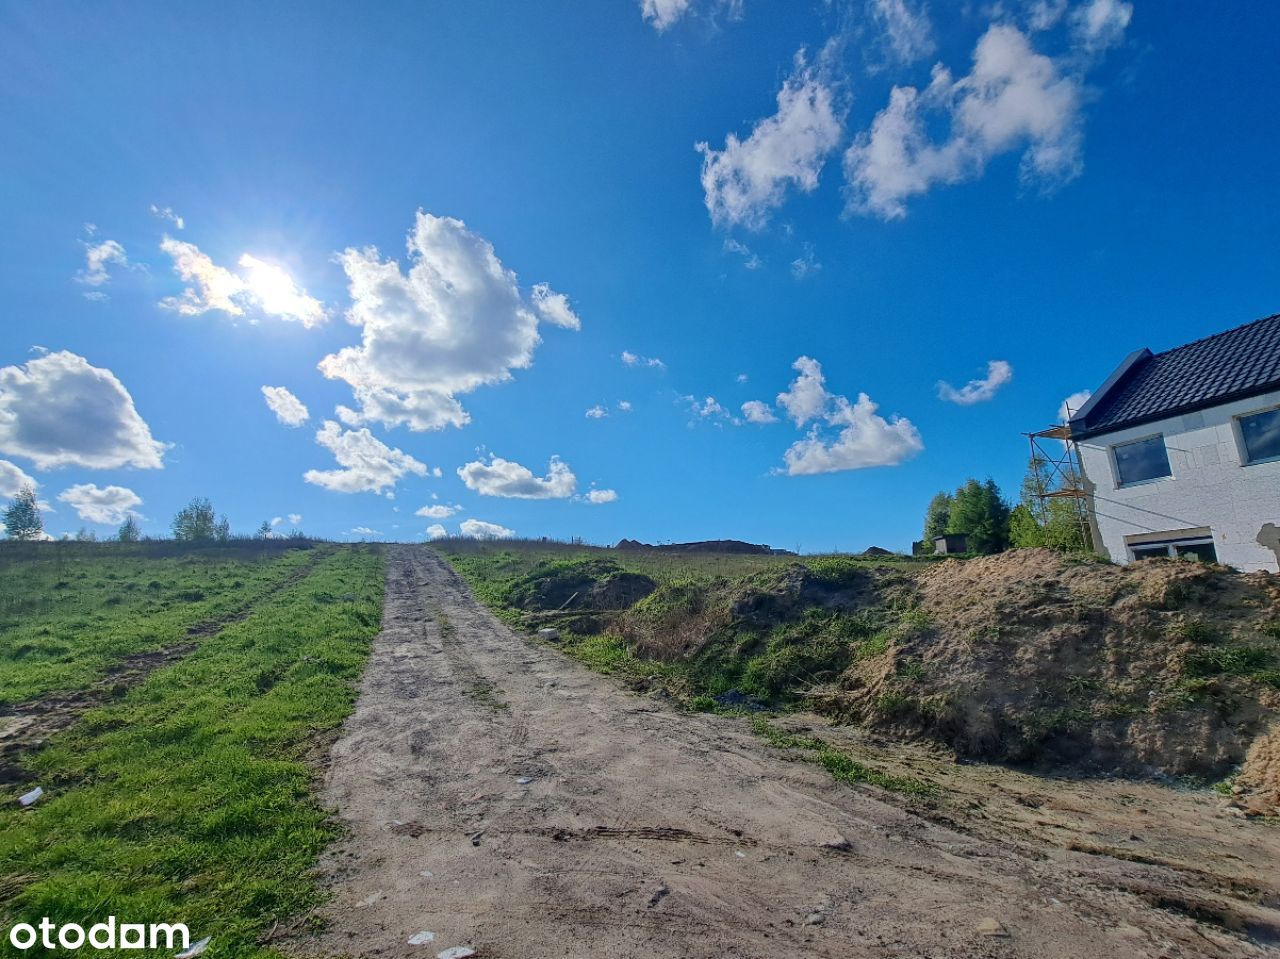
[408,931,436,945]
[734,851,746,858]
[436,949,475,959]
[17,786,43,807]
[175,936,210,959]
[469,831,484,846]
[515,777,532,785]
[536,628,560,641]
[976,918,1008,937]
[419,870,435,879]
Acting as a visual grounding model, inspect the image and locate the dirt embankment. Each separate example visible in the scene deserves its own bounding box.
[506,549,1280,810]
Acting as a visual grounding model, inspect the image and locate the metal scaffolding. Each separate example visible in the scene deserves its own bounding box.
[1023,422,1098,553]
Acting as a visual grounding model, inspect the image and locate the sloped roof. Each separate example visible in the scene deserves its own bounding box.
[1070,313,1280,439]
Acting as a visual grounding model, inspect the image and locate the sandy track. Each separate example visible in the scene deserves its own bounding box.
[299,546,1273,959]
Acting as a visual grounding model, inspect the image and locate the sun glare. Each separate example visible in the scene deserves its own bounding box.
[237,253,326,327]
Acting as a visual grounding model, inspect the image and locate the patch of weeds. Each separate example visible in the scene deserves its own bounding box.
[1167,618,1217,644]
[858,631,891,658]
[1183,645,1274,679]
[895,658,924,680]
[874,690,913,716]
[750,717,934,796]
[690,694,717,712]
[465,679,510,712]
[1066,675,1103,696]
[1260,622,1280,640]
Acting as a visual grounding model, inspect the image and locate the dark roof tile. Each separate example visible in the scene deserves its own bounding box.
[1072,313,1280,438]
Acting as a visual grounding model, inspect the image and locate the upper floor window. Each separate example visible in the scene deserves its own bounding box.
[1238,406,1280,464]
[1112,434,1172,486]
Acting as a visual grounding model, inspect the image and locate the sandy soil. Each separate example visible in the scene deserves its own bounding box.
[297,546,1279,959]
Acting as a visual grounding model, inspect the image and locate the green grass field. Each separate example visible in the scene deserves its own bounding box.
[0,543,384,959]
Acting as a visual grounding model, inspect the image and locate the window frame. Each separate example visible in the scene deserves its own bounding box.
[1110,432,1173,488]
[1233,403,1280,467]
[1127,536,1218,563]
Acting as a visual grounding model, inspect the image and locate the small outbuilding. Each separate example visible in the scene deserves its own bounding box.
[932,534,969,555]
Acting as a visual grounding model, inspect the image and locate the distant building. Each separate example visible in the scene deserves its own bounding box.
[1068,313,1280,572]
[932,534,969,555]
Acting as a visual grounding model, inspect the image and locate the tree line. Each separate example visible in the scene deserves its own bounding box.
[2,488,302,543]
[921,455,1088,555]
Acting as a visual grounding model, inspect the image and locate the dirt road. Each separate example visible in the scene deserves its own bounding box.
[300,546,1277,958]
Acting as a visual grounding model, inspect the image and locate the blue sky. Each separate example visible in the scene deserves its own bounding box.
[1,0,1277,550]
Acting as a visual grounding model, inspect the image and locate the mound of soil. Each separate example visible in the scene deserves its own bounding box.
[508,560,658,614]
[1236,726,1280,815]
[829,549,1280,781]
[614,539,783,555]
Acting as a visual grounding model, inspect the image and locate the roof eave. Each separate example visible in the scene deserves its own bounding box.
[1070,380,1280,441]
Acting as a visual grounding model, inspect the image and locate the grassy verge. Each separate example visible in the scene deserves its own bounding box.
[0,545,320,706]
[750,717,935,796]
[0,546,384,959]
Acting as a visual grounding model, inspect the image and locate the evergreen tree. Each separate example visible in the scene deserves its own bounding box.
[922,491,953,544]
[117,515,141,542]
[2,486,44,541]
[256,520,272,539]
[945,478,1011,554]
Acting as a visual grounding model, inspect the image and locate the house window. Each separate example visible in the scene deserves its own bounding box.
[1238,407,1280,464]
[1129,538,1218,563]
[1112,434,1172,486]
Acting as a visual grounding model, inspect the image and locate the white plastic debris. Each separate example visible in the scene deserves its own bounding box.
[17,786,43,807]
[408,931,436,945]
[536,628,560,641]
[419,870,435,879]
[175,936,210,959]
[436,949,475,959]
[734,851,746,858]
[515,777,532,785]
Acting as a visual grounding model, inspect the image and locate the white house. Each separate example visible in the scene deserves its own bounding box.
[1068,313,1280,572]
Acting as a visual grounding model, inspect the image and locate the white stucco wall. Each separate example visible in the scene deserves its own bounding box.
[1075,389,1280,572]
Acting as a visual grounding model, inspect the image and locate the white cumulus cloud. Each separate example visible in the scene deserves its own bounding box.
[586,405,608,419]
[622,350,665,370]
[783,392,924,475]
[640,0,692,30]
[937,359,1013,405]
[77,238,128,288]
[844,18,1125,219]
[159,238,326,326]
[0,351,166,470]
[530,283,582,330]
[0,459,38,498]
[57,483,142,524]
[584,488,619,504]
[261,385,310,427]
[460,518,516,540]
[288,513,303,525]
[319,212,579,432]
[1059,389,1092,422]
[770,356,923,474]
[776,356,831,426]
[869,0,936,64]
[741,399,778,424]
[697,51,844,229]
[149,204,185,230]
[415,503,460,519]
[425,523,448,540]
[457,455,577,500]
[303,420,430,495]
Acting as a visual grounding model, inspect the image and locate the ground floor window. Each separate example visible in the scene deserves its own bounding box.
[1128,536,1217,562]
